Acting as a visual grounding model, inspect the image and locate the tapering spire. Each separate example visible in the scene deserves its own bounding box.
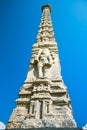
[36,4,55,42]
[6,4,77,129]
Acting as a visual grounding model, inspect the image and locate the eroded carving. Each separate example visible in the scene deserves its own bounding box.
[33,83,50,92]
[31,48,54,78]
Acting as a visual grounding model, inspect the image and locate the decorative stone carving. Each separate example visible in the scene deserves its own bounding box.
[31,48,54,78]
[33,83,50,92]
[6,4,77,129]
[37,49,52,78]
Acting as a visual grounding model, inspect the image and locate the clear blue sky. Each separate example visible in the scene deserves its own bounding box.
[0,0,87,128]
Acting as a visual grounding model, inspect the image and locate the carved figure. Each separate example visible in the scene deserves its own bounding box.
[37,49,53,78]
[31,48,53,78]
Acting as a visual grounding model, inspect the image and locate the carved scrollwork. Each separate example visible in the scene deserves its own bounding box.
[33,83,50,92]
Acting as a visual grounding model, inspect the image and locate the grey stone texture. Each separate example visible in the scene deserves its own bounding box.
[6,4,77,129]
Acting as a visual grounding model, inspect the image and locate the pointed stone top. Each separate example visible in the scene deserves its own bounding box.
[42,4,51,13]
[36,4,55,43]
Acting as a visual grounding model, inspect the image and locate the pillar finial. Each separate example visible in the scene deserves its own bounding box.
[36,4,55,43]
[42,4,51,13]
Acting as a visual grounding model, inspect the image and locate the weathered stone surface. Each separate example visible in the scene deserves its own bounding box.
[6,4,77,129]
[21,119,59,128]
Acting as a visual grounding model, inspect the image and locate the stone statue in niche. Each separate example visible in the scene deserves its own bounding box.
[37,49,53,78]
[31,48,54,78]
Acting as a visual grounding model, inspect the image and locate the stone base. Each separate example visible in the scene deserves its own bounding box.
[6,118,76,129]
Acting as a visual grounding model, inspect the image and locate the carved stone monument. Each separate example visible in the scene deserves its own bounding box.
[6,4,77,128]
